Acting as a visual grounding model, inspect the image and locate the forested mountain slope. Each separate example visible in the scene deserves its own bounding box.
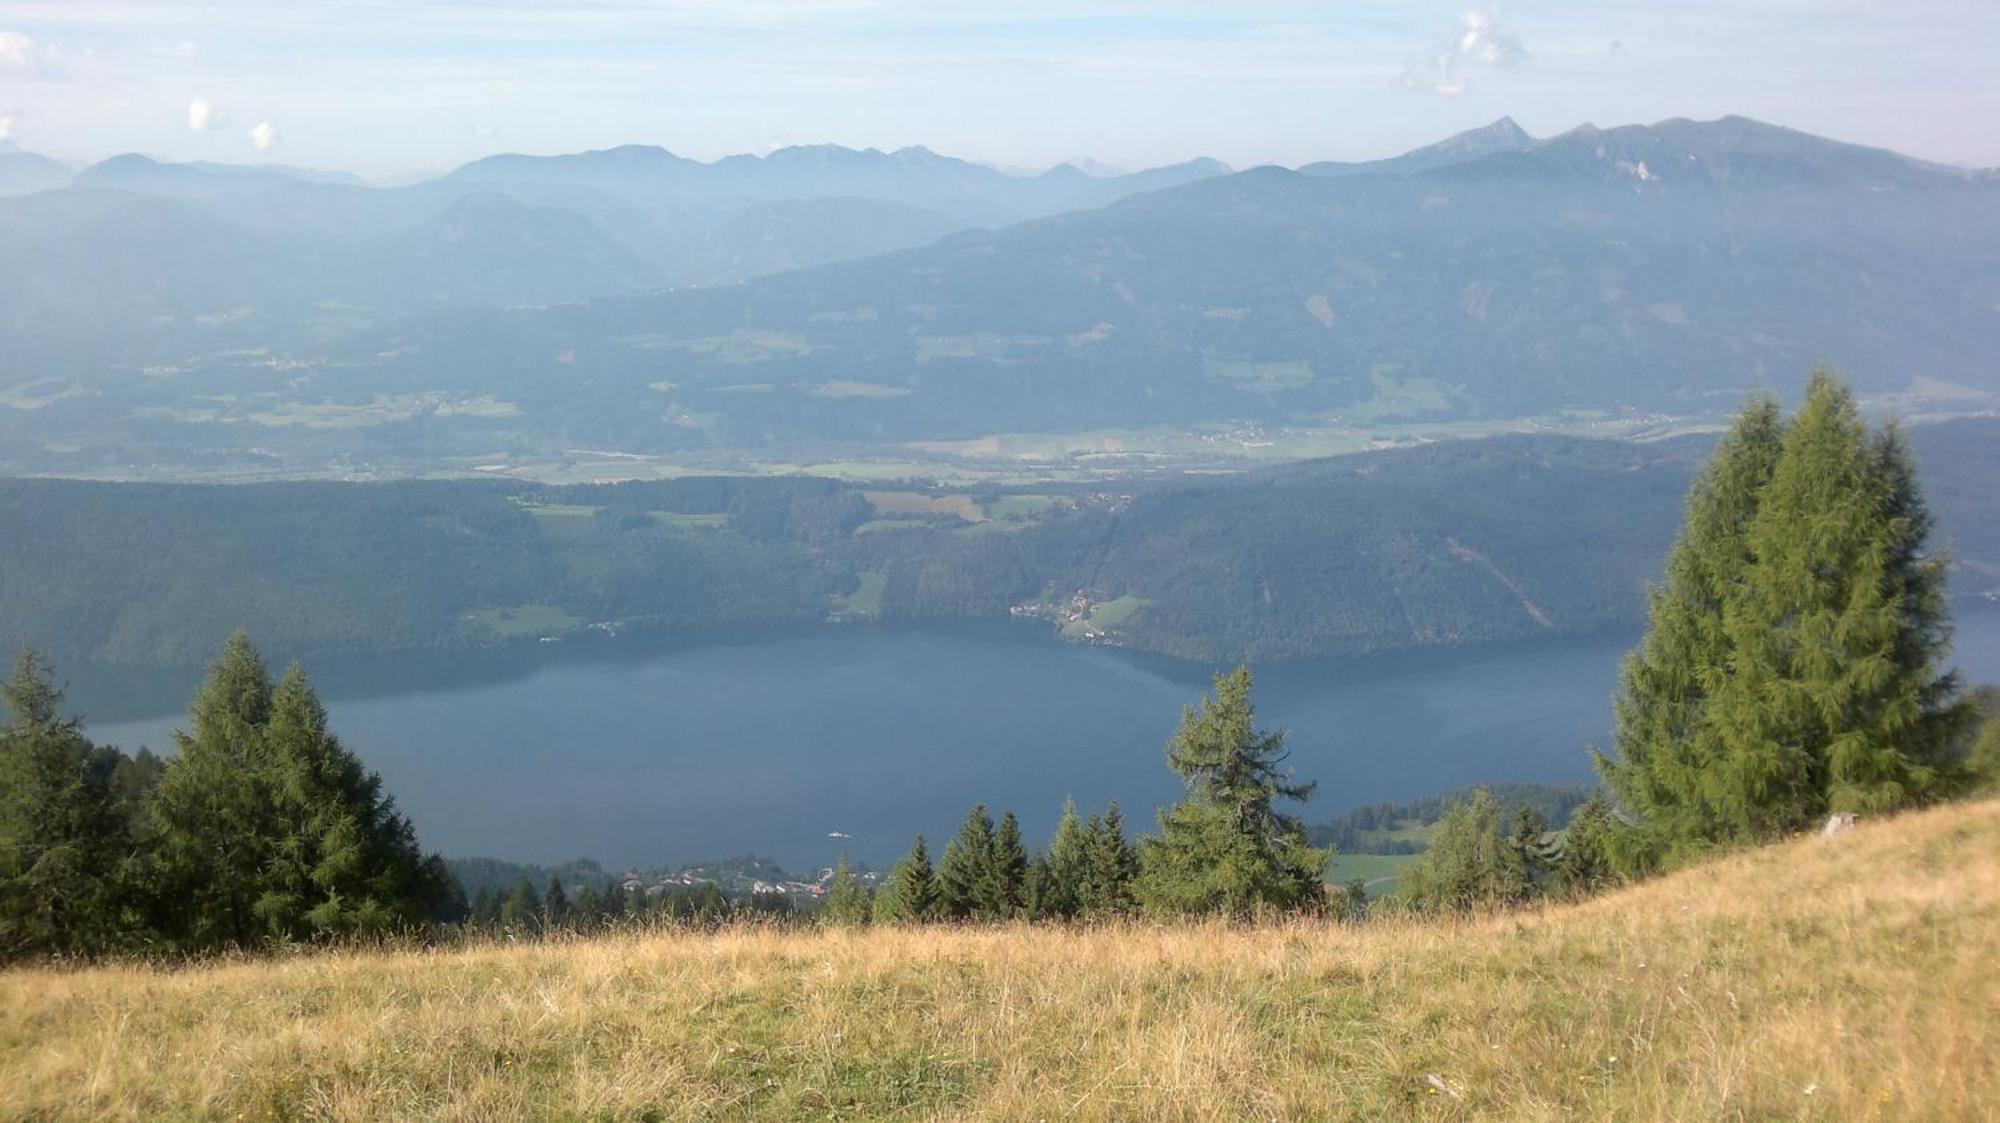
[3,421,1994,667]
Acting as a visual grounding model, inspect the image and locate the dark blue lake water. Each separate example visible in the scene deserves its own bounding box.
[70,606,2000,872]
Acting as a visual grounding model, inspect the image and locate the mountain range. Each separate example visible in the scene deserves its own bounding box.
[1,117,1995,480]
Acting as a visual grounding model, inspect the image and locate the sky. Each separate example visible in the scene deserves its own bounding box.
[2,1,1997,181]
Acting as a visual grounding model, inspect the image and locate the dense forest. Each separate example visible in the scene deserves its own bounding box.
[4,419,1997,668]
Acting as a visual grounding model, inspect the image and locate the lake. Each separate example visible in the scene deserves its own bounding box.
[71,607,2000,872]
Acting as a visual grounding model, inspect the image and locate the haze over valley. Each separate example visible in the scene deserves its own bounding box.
[3,116,1997,483]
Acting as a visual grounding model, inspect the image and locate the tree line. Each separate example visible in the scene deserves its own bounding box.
[0,635,460,959]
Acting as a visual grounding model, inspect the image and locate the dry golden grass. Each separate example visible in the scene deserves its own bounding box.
[6,799,2000,1121]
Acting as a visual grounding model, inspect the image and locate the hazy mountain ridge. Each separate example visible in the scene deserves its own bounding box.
[2,117,1996,477]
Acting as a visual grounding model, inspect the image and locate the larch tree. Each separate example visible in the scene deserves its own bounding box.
[149,633,281,950]
[1597,395,1785,867]
[1707,374,1971,837]
[0,650,132,958]
[1137,667,1328,917]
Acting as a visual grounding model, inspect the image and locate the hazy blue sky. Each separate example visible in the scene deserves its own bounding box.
[2,1,1996,179]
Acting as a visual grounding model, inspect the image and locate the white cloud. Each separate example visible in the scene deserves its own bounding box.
[0,30,65,79]
[1398,8,1526,96]
[0,115,12,142]
[187,97,229,131]
[249,120,279,151]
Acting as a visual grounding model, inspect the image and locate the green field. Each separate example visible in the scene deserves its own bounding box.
[647,511,731,529]
[829,571,888,619]
[1324,851,1419,895]
[1059,595,1151,639]
[466,603,583,638]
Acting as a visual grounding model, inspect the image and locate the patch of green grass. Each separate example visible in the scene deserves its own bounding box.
[520,503,601,520]
[803,381,912,399]
[1325,852,1420,895]
[830,571,888,619]
[1205,359,1317,392]
[854,518,935,535]
[466,604,583,638]
[985,494,1056,520]
[647,512,731,529]
[1059,595,1151,638]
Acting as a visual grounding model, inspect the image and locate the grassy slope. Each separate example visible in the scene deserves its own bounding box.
[5,800,1999,1121]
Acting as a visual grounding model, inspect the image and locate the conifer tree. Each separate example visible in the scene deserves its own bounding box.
[935,804,995,921]
[1597,396,1784,866]
[985,811,1028,919]
[1598,371,1971,860]
[149,633,280,949]
[1708,374,1970,836]
[1081,803,1140,916]
[1041,798,1090,919]
[470,886,498,929]
[258,665,446,939]
[1396,788,1530,913]
[0,650,132,958]
[543,876,568,930]
[500,877,538,930]
[875,835,935,923]
[1021,854,1056,921]
[1136,668,1328,917]
[151,636,449,948]
[1554,793,1617,899]
[821,855,871,926]
[1509,804,1554,889]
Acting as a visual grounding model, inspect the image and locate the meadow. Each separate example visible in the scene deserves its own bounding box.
[4,799,1995,1120]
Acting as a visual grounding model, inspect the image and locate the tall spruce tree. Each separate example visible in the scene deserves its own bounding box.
[1081,803,1139,917]
[0,650,132,958]
[935,804,995,921]
[875,835,936,923]
[1136,668,1328,917]
[1041,798,1091,919]
[985,811,1028,919]
[1597,396,1785,866]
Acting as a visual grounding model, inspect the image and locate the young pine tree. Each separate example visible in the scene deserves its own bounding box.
[1136,668,1328,917]
[874,835,936,923]
[0,651,133,959]
[821,855,871,926]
